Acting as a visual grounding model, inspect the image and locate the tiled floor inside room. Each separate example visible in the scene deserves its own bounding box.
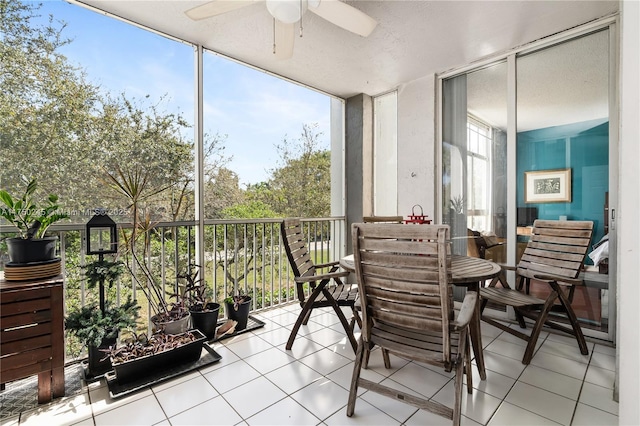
[1,303,618,426]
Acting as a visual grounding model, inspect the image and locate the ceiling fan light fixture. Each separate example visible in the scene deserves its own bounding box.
[266,0,311,24]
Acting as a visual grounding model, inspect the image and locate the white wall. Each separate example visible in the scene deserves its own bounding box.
[373,92,398,216]
[397,75,436,221]
[617,1,640,424]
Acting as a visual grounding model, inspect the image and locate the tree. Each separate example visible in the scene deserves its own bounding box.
[204,166,243,219]
[1,1,237,223]
[0,0,104,208]
[98,96,193,221]
[262,123,331,218]
[210,200,279,306]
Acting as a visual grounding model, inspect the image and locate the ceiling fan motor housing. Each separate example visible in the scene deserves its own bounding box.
[266,0,321,24]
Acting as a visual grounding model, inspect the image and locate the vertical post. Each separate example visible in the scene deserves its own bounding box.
[194,45,205,273]
[98,252,105,314]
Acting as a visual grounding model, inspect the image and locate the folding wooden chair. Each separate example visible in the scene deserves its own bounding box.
[347,223,474,426]
[281,218,359,351]
[480,220,593,364]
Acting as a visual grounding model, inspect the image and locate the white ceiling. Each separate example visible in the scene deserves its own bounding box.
[73,0,618,101]
[71,1,616,134]
[467,28,611,131]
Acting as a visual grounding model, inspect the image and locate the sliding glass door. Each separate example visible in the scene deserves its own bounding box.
[442,62,508,262]
[515,29,611,335]
[439,24,615,340]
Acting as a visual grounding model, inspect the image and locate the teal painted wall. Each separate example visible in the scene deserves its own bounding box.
[517,119,609,248]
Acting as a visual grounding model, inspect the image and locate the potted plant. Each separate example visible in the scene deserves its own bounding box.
[223,289,252,331]
[178,265,220,339]
[106,329,206,385]
[65,258,140,377]
[65,296,139,376]
[0,178,69,264]
[150,293,191,335]
[103,165,191,334]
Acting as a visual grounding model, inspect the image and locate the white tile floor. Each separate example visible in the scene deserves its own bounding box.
[4,304,618,426]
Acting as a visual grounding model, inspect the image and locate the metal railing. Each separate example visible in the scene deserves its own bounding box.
[1,217,347,359]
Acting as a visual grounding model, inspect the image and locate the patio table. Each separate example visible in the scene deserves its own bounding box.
[340,253,501,380]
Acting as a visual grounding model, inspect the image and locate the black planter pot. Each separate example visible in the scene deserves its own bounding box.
[111,330,206,384]
[190,302,220,339]
[225,296,252,331]
[6,236,58,264]
[88,334,118,377]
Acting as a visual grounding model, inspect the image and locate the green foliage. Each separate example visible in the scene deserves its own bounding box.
[1,1,235,222]
[1,0,104,208]
[0,177,69,238]
[254,123,331,218]
[2,0,334,343]
[84,259,124,288]
[64,297,140,348]
[222,200,277,219]
[176,264,214,312]
[223,289,251,311]
[205,165,243,218]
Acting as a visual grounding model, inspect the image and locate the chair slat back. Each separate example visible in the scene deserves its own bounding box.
[518,220,593,280]
[352,223,453,359]
[281,219,315,279]
[363,216,404,224]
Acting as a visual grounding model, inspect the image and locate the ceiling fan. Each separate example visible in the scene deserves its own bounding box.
[185,0,378,60]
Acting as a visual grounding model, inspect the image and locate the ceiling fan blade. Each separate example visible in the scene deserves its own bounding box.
[309,0,377,37]
[185,0,261,21]
[274,21,294,60]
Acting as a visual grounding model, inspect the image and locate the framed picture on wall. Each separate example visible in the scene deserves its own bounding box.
[525,168,572,203]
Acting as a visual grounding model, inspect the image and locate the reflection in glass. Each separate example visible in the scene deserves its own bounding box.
[516,30,609,332]
[442,61,508,264]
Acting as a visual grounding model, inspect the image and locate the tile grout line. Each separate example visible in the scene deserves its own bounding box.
[481,330,572,426]
[568,344,596,425]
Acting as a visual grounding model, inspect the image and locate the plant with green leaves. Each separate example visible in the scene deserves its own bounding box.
[65,297,140,348]
[177,264,212,312]
[85,259,125,288]
[0,177,69,239]
[223,289,251,311]
[104,165,190,324]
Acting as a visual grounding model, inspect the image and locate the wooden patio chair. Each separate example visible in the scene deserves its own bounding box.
[480,220,593,364]
[281,218,359,352]
[347,223,474,426]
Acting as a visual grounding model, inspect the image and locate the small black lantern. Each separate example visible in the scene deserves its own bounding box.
[86,209,118,255]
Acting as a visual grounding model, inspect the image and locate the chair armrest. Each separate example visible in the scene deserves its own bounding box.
[452,292,477,331]
[497,264,516,271]
[314,260,340,269]
[294,270,349,283]
[533,274,583,286]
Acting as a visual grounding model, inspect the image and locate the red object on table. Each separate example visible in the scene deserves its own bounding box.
[404,204,432,224]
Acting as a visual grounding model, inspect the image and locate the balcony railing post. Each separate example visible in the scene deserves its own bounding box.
[1,217,345,363]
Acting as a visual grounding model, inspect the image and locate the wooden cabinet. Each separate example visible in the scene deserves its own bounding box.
[1,275,65,403]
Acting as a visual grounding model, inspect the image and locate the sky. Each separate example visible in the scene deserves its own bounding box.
[33,0,332,187]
